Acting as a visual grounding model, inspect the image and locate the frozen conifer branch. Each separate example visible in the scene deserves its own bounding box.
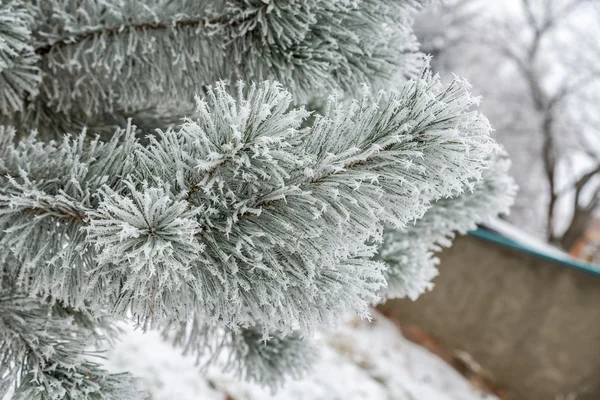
[0,291,143,399]
[2,73,496,331]
[0,72,508,394]
[0,0,515,396]
[0,124,138,306]
[225,327,317,391]
[378,155,517,300]
[2,0,424,138]
[2,70,504,390]
[0,1,40,116]
[164,315,317,392]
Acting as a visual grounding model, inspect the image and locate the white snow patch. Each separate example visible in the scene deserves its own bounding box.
[107,313,497,400]
[484,217,586,264]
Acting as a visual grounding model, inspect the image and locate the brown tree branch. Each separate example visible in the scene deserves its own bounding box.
[573,164,600,207]
[557,163,600,249]
[20,203,88,222]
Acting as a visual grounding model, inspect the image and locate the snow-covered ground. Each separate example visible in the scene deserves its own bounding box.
[107,313,497,400]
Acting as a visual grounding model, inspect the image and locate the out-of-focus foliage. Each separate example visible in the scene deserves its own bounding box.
[413,0,600,252]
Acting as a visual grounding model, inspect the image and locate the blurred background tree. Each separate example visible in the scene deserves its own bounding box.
[414,0,600,251]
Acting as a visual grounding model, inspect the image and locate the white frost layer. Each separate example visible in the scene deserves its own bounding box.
[107,313,497,400]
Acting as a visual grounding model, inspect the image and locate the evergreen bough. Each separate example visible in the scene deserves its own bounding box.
[0,0,515,398]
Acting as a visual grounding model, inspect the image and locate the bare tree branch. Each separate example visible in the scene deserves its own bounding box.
[573,164,600,207]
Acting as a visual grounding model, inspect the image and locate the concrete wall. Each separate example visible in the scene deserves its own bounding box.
[379,235,600,400]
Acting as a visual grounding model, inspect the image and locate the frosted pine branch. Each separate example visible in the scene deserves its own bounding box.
[0,0,517,396]
[0,293,143,400]
[3,0,425,137]
[0,125,137,304]
[378,155,518,300]
[0,1,41,115]
[225,327,317,391]
[1,70,496,336]
[161,312,317,391]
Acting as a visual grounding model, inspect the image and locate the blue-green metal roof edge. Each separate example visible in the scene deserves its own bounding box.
[468,228,600,278]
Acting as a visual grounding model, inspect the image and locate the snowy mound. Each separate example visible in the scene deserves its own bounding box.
[107,313,497,400]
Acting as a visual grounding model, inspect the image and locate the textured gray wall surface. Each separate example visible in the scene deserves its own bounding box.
[379,235,600,400]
